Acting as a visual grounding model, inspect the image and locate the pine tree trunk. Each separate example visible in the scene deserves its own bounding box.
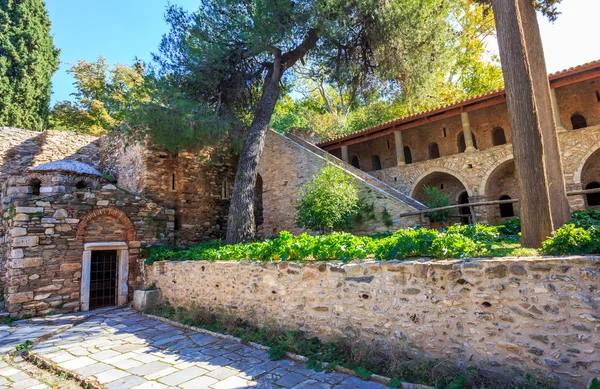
[491,0,571,248]
[225,65,282,244]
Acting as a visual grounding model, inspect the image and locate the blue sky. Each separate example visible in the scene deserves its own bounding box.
[47,0,600,104]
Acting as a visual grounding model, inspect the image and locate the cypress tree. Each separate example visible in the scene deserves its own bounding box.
[0,0,60,130]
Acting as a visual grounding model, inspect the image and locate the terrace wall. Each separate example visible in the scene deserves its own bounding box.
[147,256,600,388]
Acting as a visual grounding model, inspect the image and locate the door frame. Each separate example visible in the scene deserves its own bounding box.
[81,242,129,311]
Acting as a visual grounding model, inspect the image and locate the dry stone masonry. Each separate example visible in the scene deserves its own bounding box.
[147,256,600,388]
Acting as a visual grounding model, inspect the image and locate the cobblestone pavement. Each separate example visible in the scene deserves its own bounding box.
[1,308,387,389]
[0,310,99,389]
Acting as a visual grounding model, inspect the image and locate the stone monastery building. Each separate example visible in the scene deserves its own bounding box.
[1,59,600,317]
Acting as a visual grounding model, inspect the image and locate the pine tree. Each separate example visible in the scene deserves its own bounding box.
[0,0,60,130]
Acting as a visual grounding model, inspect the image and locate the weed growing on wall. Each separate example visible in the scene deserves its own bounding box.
[144,302,557,389]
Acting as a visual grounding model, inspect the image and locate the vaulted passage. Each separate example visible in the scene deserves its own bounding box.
[412,171,468,224]
[581,148,600,207]
[484,160,519,225]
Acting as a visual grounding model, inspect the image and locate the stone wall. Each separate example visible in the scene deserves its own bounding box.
[101,133,236,244]
[1,171,173,316]
[0,128,101,181]
[258,131,421,237]
[147,256,600,388]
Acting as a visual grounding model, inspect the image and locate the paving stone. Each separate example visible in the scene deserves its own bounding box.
[105,375,147,389]
[291,380,331,389]
[58,356,96,370]
[340,378,385,389]
[95,368,131,384]
[127,361,172,376]
[179,375,219,389]
[276,372,310,387]
[158,366,208,386]
[211,376,254,389]
[74,362,113,376]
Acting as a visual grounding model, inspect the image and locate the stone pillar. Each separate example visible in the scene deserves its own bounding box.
[550,88,566,133]
[394,131,406,165]
[118,249,129,306]
[341,146,349,163]
[461,112,476,153]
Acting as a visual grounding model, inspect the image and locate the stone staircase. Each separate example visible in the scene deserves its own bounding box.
[286,133,427,211]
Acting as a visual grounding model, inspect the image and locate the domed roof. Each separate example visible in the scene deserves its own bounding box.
[30,160,103,177]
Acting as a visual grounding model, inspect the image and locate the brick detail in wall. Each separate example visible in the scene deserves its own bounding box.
[76,207,136,241]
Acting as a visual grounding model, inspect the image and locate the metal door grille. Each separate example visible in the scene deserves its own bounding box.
[89,250,118,309]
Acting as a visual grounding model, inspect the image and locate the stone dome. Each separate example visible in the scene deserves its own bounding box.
[30,160,103,177]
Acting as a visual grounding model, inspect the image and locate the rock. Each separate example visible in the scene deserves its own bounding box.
[132,289,161,311]
[52,209,68,219]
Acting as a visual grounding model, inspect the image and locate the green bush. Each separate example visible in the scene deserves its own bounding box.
[498,217,520,240]
[571,209,600,229]
[423,186,453,224]
[542,224,598,256]
[296,163,360,233]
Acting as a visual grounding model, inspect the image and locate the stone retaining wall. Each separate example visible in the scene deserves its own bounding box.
[147,256,600,388]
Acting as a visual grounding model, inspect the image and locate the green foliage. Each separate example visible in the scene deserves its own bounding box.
[423,186,453,224]
[589,378,600,389]
[571,209,600,229]
[542,224,598,256]
[499,217,521,240]
[49,57,150,135]
[296,164,360,233]
[381,208,393,228]
[0,0,60,130]
[353,366,372,380]
[145,223,518,264]
[16,340,34,351]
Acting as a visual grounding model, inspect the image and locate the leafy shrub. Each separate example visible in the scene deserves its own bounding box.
[571,209,600,229]
[374,228,437,260]
[498,217,520,239]
[542,224,598,256]
[296,163,360,233]
[422,185,453,224]
[431,231,480,258]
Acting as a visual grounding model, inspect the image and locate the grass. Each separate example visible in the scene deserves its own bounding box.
[144,302,556,389]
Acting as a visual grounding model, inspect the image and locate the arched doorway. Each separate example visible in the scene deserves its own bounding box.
[412,171,469,225]
[492,127,507,145]
[254,174,264,227]
[484,160,519,225]
[581,148,600,208]
[404,146,412,164]
[351,156,360,169]
[428,143,440,159]
[371,155,382,171]
[458,191,471,224]
[571,113,587,130]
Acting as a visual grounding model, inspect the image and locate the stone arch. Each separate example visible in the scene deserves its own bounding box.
[483,159,519,225]
[76,207,136,241]
[571,112,587,130]
[411,170,471,215]
[479,153,515,194]
[574,142,600,185]
[579,147,600,207]
[410,167,473,198]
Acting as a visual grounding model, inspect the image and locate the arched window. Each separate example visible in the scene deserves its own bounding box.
[30,179,41,195]
[586,182,600,206]
[571,113,587,130]
[404,146,412,164]
[458,191,471,224]
[351,156,360,169]
[492,127,507,145]
[458,132,478,153]
[254,174,264,227]
[428,143,440,159]
[499,195,515,218]
[371,155,382,171]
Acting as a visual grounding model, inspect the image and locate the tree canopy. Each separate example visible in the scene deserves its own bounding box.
[0,0,60,130]
[148,0,463,243]
[49,57,149,135]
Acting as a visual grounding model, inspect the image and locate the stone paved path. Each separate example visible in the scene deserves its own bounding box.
[1,308,387,389]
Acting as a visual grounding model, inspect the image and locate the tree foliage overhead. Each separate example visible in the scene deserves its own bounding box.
[271,0,505,140]
[0,0,60,130]
[150,0,462,243]
[49,57,149,135]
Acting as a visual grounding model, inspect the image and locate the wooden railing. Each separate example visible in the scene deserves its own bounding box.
[399,187,600,224]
